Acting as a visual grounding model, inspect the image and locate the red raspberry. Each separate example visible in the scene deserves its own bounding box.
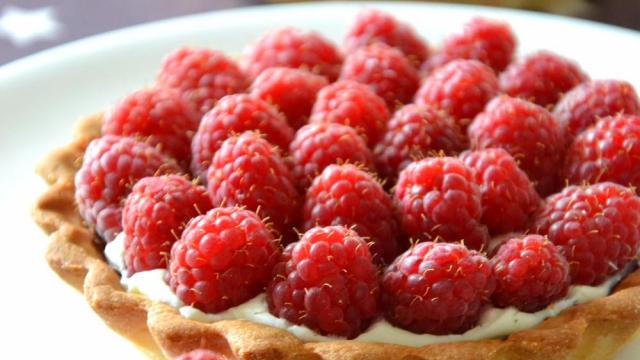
[175,349,224,360]
[74,136,181,242]
[206,132,301,242]
[425,17,516,73]
[554,80,640,140]
[564,115,640,189]
[241,27,343,81]
[289,123,375,190]
[340,43,420,109]
[490,235,570,312]
[394,157,489,250]
[460,149,540,235]
[500,51,588,107]
[302,164,400,264]
[382,242,495,335]
[190,94,294,179]
[267,226,380,338]
[250,67,328,130]
[373,104,466,184]
[468,96,565,196]
[102,87,200,168]
[168,207,280,313]
[309,80,390,147]
[122,175,212,276]
[157,47,248,116]
[532,182,640,285]
[343,9,429,66]
[415,59,499,130]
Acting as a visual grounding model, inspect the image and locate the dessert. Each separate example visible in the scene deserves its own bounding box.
[33,8,640,360]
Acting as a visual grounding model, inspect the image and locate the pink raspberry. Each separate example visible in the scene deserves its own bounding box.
[382,242,495,334]
[340,43,420,109]
[157,47,248,115]
[267,226,380,338]
[394,157,489,250]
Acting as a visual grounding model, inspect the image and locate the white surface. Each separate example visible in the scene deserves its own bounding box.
[1,2,639,359]
[106,235,635,347]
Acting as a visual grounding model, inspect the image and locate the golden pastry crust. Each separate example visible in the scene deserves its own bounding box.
[33,114,640,360]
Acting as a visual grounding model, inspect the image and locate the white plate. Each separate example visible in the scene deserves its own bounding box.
[2,2,639,359]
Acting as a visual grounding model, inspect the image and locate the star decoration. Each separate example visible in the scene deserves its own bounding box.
[0,5,62,47]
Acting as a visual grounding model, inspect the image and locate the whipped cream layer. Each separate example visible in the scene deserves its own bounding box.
[105,234,633,346]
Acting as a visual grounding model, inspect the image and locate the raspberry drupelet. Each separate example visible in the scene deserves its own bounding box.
[309,80,390,147]
[340,43,420,109]
[168,207,281,313]
[532,182,640,285]
[190,94,294,180]
[75,135,181,242]
[122,175,212,276]
[394,157,489,251]
[460,148,540,235]
[343,9,429,66]
[102,87,200,168]
[490,235,570,312]
[289,122,375,190]
[415,59,499,130]
[564,115,640,189]
[206,132,301,242]
[468,95,565,196]
[302,164,401,264]
[250,67,328,130]
[157,47,249,116]
[500,50,588,107]
[554,80,640,140]
[425,17,516,73]
[241,27,343,81]
[267,226,380,339]
[373,104,466,185]
[382,242,495,335]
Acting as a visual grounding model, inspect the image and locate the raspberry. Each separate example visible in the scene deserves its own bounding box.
[289,123,375,190]
[340,43,420,109]
[343,9,429,66]
[460,149,540,235]
[267,226,380,338]
[415,59,499,130]
[564,115,640,189]
[373,104,466,184]
[168,207,280,313]
[425,17,516,73]
[190,94,294,179]
[490,235,570,312]
[157,47,248,115]
[302,164,400,264]
[394,157,489,250]
[500,51,588,107]
[531,182,640,285]
[468,96,565,196]
[206,132,301,242]
[74,136,181,242]
[381,242,495,335]
[554,80,640,140]
[250,67,328,130]
[241,27,343,81]
[102,87,200,168]
[175,349,224,360]
[122,175,212,276]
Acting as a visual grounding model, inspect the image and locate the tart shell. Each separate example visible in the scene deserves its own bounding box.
[33,114,640,360]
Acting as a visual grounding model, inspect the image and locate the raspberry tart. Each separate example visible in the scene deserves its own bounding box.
[33,8,640,360]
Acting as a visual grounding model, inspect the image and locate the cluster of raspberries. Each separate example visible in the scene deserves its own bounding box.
[74,9,640,339]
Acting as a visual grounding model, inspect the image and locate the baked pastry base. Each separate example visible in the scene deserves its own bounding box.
[33,114,640,360]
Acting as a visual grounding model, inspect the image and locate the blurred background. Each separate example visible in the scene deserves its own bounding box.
[0,0,638,65]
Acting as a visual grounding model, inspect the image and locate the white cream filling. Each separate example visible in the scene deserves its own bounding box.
[105,234,634,346]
